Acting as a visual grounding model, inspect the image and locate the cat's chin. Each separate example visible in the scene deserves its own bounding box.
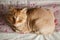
[14,23,22,27]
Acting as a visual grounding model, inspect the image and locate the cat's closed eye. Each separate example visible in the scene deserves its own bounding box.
[12,17,15,24]
[16,19,22,23]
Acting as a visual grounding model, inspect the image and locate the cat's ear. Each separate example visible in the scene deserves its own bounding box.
[21,8,27,14]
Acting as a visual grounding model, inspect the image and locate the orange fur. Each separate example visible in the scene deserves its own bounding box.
[4,7,55,35]
[28,7,55,35]
[4,7,31,33]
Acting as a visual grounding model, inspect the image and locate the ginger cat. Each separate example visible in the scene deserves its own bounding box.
[27,7,55,35]
[4,7,31,33]
[4,7,55,35]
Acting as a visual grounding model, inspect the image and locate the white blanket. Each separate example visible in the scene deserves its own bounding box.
[0,32,60,40]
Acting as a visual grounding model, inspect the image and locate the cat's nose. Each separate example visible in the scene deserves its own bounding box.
[13,23,18,27]
[13,24,16,27]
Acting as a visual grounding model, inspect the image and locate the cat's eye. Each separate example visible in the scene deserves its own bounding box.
[13,17,15,24]
[17,20,22,23]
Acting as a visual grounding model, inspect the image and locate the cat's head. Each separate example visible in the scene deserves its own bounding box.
[6,7,27,27]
